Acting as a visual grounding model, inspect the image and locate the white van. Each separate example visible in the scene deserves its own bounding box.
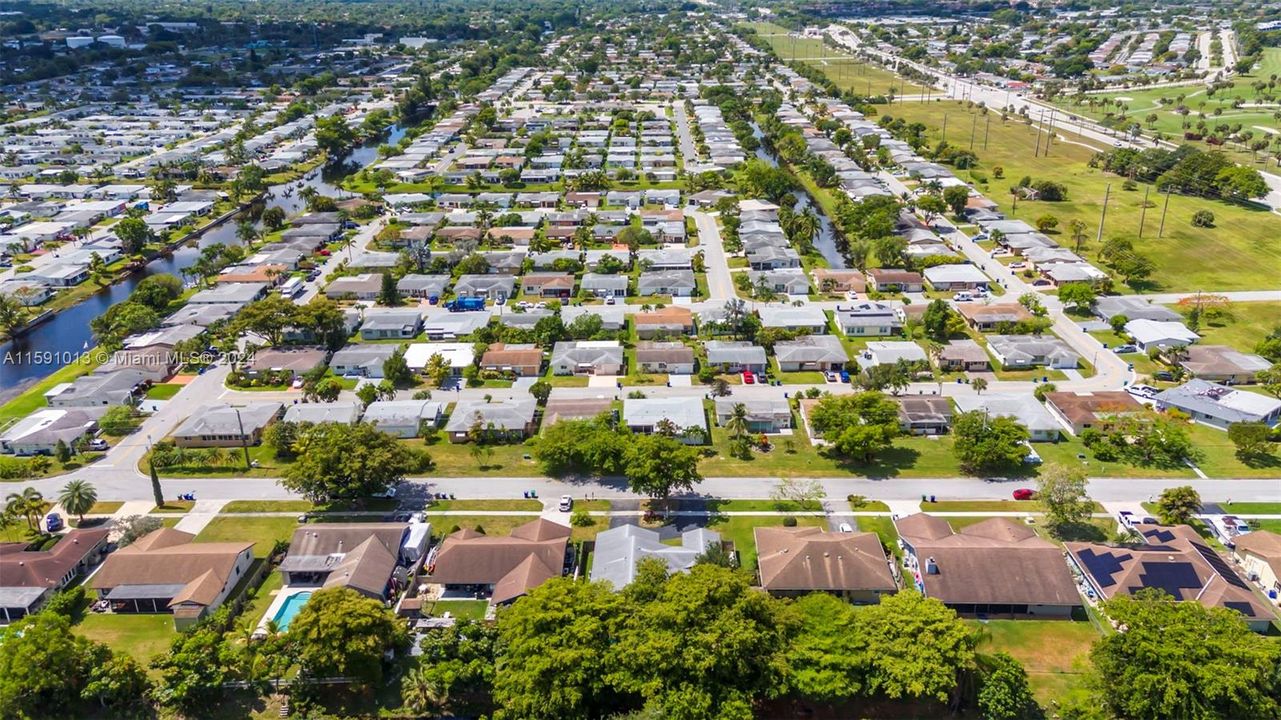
[279,276,304,298]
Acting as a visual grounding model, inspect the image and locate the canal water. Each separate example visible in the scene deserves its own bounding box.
[751,123,847,270]
[0,125,404,400]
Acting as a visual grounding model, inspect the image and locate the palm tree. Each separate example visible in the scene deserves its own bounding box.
[971,377,988,395]
[724,403,750,440]
[401,668,449,717]
[340,233,357,260]
[5,488,47,533]
[57,480,97,524]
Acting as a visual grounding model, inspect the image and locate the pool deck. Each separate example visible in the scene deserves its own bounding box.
[254,585,313,636]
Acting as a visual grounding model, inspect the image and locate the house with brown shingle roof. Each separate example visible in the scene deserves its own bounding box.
[427,518,571,605]
[813,268,867,294]
[0,527,110,622]
[480,343,544,377]
[634,306,694,339]
[1066,524,1277,632]
[521,272,576,299]
[755,527,897,602]
[956,302,1033,332]
[894,514,1081,618]
[279,524,411,599]
[90,528,254,628]
[867,268,923,292]
[1043,391,1144,436]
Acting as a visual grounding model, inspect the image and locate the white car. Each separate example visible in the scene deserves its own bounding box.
[1009,261,1026,269]
[838,522,854,533]
[845,290,859,300]
[558,495,573,512]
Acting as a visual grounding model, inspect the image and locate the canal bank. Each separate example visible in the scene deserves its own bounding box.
[750,122,848,269]
[0,124,405,403]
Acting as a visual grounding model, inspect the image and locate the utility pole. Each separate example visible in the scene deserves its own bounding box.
[1096,183,1112,245]
[969,112,978,151]
[1137,184,1151,238]
[234,407,252,471]
[941,113,948,143]
[1157,187,1172,238]
[983,113,990,150]
[1033,112,1043,157]
[1045,111,1055,155]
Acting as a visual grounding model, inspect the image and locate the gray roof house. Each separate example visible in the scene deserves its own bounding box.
[758,305,828,333]
[360,310,423,340]
[860,341,929,367]
[1154,380,1281,430]
[454,274,515,300]
[561,305,626,331]
[953,394,1061,442]
[749,269,810,295]
[775,335,849,372]
[397,274,450,299]
[714,398,793,433]
[704,341,768,374]
[284,402,363,426]
[747,246,802,270]
[986,335,1080,369]
[624,398,708,443]
[590,525,721,590]
[444,398,538,442]
[637,247,697,270]
[550,341,625,375]
[581,273,629,297]
[1093,296,1182,323]
[330,344,401,378]
[325,273,384,301]
[637,270,696,297]
[362,400,444,437]
[188,282,268,305]
[44,370,147,408]
[171,402,283,448]
[635,341,695,374]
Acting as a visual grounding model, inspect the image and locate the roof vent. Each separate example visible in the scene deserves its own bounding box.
[926,556,939,575]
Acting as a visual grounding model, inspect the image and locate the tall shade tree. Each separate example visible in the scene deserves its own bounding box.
[282,422,431,500]
[1088,590,1281,720]
[788,593,867,702]
[855,592,978,704]
[1155,485,1201,525]
[286,587,407,688]
[57,480,97,524]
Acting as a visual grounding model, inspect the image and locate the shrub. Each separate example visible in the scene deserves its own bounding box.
[782,516,798,527]
[1192,210,1215,227]
[570,509,593,527]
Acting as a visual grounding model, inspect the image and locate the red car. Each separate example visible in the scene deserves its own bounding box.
[1012,488,1036,501]
[742,371,755,385]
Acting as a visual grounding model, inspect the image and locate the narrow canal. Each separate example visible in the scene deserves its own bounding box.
[751,122,847,270]
[0,124,404,401]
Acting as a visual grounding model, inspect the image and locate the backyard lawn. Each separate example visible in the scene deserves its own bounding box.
[1184,423,1281,478]
[883,100,1281,292]
[709,514,828,571]
[422,439,541,476]
[422,599,489,621]
[145,383,184,400]
[76,613,176,667]
[971,619,1100,705]
[1186,301,1281,353]
[194,516,299,557]
[700,425,965,478]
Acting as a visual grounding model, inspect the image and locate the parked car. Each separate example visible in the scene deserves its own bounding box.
[1127,384,1159,400]
[825,371,838,382]
[87,438,109,451]
[45,513,64,532]
[839,370,850,383]
[1009,262,1026,269]
[845,291,859,300]
[1012,488,1036,501]
[1112,344,1138,354]
[291,378,304,389]
[558,495,573,512]
[1118,510,1136,529]
[605,296,616,305]
[742,371,755,385]
[1153,371,1175,382]
[371,486,398,499]
[953,292,974,302]
[838,522,854,533]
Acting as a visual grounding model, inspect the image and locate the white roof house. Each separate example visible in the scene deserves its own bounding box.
[953,394,1061,441]
[862,341,928,366]
[1155,380,1281,430]
[283,402,363,425]
[404,342,475,374]
[1124,319,1199,352]
[590,524,721,590]
[623,397,708,442]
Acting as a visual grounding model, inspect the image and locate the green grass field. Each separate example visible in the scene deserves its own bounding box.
[194,516,299,557]
[700,424,965,478]
[882,100,1281,292]
[972,619,1100,705]
[76,613,176,667]
[1183,301,1281,352]
[710,514,828,571]
[744,21,926,97]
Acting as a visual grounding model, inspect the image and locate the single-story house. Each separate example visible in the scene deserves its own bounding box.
[0,407,105,456]
[521,273,576,299]
[550,341,624,375]
[1066,524,1276,632]
[542,397,614,426]
[1124,319,1199,353]
[986,335,1080,369]
[279,524,413,599]
[362,400,444,437]
[397,274,450,300]
[454,274,515,301]
[444,399,538,443]
[1233,531,1281,599]
[360,309,423,341]
[755,527,896,601]
[623,397,708,443]
[634,307,694,339]
[0,527,110,622]
[956,303,1033,332]
[283,402,362,426]
[404,342,474,378]
[246,347,328,378]
[44,370,147,408]
[1093,296,1182,323]
[860,341,928,368]
[834,301,901,337]
[637,270,696,297]
[867,268,924,293]
[704,341,767,374]
[581,273,629,298]
[635,341,695,374]
[936,339,990,371]
[1178,345,1272,384]
[924,264,990,291]
[894,396,953,435]
[775,335,849,372]
[91,528,254,628]
[953,394,1061,442]
[330,344,401,378]
[1154,380,1281,430]
[896,514,1081,618]
[171,402,283,448]
[759,305,828,333]
[590,525,721,591]
[480,343,544,377]
[1044,391,1144,436]
[813,269,867,294]
[428,518,570,605]
[714,398,793,433]
[749,269,810,295]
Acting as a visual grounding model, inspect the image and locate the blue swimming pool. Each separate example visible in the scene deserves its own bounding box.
[272,591,313,631]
